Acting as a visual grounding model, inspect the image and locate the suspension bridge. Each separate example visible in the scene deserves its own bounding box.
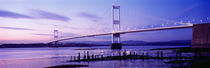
[48,4,210,49]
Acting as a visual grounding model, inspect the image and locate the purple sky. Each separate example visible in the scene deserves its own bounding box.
[0,0,209,43]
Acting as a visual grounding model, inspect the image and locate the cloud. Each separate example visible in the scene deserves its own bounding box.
[32,32,79,38]
[54,25,79,30]
[32,9,71,22]
[32,33,52,36]
[60,33,79,38]
[78,12,101,22]
[0,10,33,19]
[0,26,34,30]
[0,9,70,22]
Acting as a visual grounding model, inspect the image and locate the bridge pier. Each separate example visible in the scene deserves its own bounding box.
[111,43,122,49]
[192,23,210,48]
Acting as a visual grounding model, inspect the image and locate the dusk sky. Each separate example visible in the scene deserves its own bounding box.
[0,0,209,43]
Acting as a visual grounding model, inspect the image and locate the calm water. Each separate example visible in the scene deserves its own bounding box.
[0,45,190,68]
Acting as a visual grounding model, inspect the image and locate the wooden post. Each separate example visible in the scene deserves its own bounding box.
[123,51,126,56]
[119,51,121,56]
[142,52,145,59]
[74,56,76,61]
[101,55,104,60]
[95,55,97,60]
[119,52,121,59]
[133,52,136,59]
[129,51,132,59]
[123,51,126,59]
[78,52,80,61]
[157,51,159,58]
[92,54,94,60]
[161,51,163,59]
[84,51,86,60]
[176,52,178,59]
[136,53,138,59]
[87,51,90,61]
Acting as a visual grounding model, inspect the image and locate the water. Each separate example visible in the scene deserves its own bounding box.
[0,45,190,68]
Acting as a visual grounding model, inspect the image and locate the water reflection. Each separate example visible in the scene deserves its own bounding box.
[0,46,191,68]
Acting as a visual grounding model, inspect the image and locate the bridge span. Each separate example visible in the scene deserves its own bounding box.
[49,25,192,44]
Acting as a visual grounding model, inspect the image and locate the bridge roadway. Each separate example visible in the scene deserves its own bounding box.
[48,25,193,43]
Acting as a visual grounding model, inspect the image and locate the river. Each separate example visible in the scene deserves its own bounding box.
[0,45,190,68]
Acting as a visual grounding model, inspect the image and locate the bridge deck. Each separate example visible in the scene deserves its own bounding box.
[49,25,192,43]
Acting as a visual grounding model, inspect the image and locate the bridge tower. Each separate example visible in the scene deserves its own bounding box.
[111,4,122,49]
[53,29,58,47]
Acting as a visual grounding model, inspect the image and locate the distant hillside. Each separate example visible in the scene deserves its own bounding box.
[63,40,191,46]
[65,40,191,46]
[63,41,111,45]
[122,40,191,46]
[0,40,191,48]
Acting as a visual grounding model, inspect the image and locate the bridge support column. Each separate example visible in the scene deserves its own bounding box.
[192,23,210,48]
[111,4,121,49]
